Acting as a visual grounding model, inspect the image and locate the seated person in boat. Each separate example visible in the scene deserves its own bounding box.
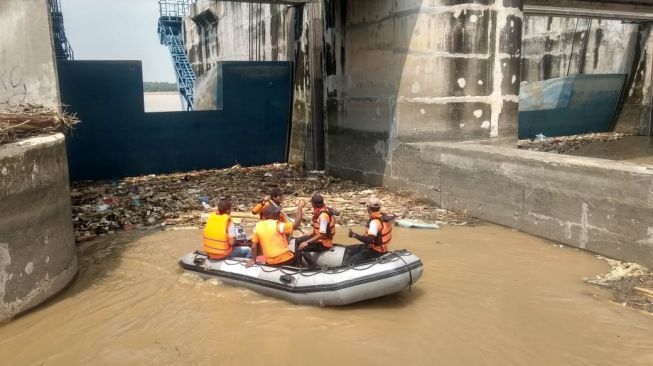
[204,198,252,260]
[251,187,287,222]
[294,193,337,266]
[345,197,394,265]
[246,202,305,267]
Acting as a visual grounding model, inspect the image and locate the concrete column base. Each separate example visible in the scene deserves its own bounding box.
[0,134,78,322]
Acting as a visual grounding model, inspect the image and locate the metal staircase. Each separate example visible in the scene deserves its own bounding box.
[47,0,74,60]
[158,0,196,111]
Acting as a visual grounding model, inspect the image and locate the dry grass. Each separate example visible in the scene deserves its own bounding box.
[0,104,79,145]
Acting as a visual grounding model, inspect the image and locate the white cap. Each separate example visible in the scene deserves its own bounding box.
[367,197,382,209]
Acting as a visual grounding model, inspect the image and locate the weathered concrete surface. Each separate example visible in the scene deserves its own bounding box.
[0,135,78,322]
[614,24,653,136]
[521,15,653,135]
[183,0,320,167]
[325,0,523,185]
[521,16,637,82]
[0,0,60,111]
[388,141,653,268]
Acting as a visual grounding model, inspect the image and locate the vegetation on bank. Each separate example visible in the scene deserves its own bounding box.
[143,82,178,93]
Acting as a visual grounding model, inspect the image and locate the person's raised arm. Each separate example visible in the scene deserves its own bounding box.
[292,199,306,230]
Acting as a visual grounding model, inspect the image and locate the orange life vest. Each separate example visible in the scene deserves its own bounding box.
[203,213,232,259]
[365,212,393,253]
[254,220,294,265]
[311,207,336,248]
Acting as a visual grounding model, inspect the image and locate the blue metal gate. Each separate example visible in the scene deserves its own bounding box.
[58,61,293,181]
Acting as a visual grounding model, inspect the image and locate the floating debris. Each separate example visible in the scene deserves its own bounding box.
[396,219,440,230]
[518,132,629,154]
[70,164,473,242]
[586,257,653,313]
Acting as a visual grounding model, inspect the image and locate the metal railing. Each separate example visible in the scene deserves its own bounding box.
[159,0,192,18]
[47,0,74,60]
[158,0,196,110]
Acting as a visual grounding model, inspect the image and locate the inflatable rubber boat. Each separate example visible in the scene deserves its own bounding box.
[179,245,423,306]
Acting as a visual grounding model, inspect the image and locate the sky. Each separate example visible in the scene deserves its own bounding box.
[60,0,177,82]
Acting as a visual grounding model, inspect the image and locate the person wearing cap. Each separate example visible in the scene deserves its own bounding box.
[345,197,394,265]
[294,193,337,265]
[246,200,305,267]
[203,198,252,260]
[251,187,287,222]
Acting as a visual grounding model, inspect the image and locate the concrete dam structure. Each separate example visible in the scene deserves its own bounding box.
[180,0,653,268]
[2,0,653,321]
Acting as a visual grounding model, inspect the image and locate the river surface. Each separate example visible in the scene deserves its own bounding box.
[144,92,182,112]
[1,225,653,365]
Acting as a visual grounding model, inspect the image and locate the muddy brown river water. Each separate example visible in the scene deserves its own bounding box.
[1,225,653,365]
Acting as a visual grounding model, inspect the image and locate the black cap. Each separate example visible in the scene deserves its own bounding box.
[311,193,324,206]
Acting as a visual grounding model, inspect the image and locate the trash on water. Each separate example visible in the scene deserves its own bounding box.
[395,219,440,229]
[70,164,471,243]
[96,203,110,212]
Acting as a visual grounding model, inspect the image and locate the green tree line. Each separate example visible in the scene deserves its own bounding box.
[143,82,178,93]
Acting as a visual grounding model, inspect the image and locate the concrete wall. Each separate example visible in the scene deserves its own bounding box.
[183,1,297,76]
[0,0,60,111]
[0,135,78,321]
[389,141,653,268]
[183,0,322,167]
[324,0,523,185]
[521,16,637,82]
[521,16,653,135]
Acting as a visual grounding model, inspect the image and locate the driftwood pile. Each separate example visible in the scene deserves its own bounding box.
[0,104,79,145]
[70,164,473,243]
[586,258,653,313]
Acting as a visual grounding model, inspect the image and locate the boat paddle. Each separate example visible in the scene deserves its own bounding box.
[268,199,305,234]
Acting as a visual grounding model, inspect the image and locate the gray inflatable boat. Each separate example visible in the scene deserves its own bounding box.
[178,245,423,306]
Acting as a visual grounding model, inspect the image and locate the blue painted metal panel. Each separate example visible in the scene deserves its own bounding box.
[58,60,293,181]
[518,74,626,139]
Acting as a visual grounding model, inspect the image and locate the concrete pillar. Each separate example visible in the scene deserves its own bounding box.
[0,0,61,111]
[394,0,523,145]
[614,23,653,136]
[0,0,78,321]
[324,0,524,185]
[0,135,78,322]
[493,0,524,145]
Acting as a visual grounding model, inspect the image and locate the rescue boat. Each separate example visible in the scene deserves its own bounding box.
[178,244,423,306]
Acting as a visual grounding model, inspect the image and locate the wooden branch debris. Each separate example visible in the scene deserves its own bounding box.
[0,104,79,145]
[633,286,653,298]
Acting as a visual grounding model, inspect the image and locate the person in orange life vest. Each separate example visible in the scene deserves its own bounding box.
[203,198,252,260]
[345,197,393,265]
[295,193,336,259]
[251,187,287,222]
[246,200,305,267]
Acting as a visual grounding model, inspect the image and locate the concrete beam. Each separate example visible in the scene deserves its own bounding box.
[525,0,653,20]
